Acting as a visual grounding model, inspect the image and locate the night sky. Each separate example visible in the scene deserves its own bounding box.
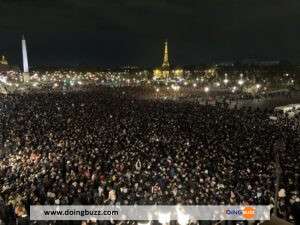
[1,0,300,67]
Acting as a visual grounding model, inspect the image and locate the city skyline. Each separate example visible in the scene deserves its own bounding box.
[0,36,296,69]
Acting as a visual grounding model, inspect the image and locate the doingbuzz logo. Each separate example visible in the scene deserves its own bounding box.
[225,207,256,220]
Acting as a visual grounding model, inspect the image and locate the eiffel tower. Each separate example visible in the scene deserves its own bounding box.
[153,39,183,79]
[162,40,170,68]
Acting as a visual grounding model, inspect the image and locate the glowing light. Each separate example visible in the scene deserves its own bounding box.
[158,212,171,225]
[32,73,39,79]
[215,82,220,87]
[177,211,190,225]
[156,88,160,92]
[175,69,183,76]
[256,84,261,89]
[238,79,244,86]
[193,83,197,87]
[204,86,210,93]
[232,86,237,93]
[0,76,8,83]
[171,84,180,91]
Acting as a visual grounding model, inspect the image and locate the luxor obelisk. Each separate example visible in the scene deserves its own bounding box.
[22,35,30,82]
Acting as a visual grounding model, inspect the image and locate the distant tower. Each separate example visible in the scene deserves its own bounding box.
[22,35,30,82]
[162,40,170,68]
[22,35,29,73]
[0,56,8,65]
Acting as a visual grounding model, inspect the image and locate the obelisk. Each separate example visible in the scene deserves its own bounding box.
[22,35,30,82]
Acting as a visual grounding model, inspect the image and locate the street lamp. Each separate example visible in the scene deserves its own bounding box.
[238,79,244,86]
[238,73,244,86]
[223,73,229,85]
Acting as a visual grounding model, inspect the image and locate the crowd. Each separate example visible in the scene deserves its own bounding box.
[0,87,299,225]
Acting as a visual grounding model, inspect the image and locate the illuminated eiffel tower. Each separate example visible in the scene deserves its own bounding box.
[153,39,183,79]
[162,40,170,68]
